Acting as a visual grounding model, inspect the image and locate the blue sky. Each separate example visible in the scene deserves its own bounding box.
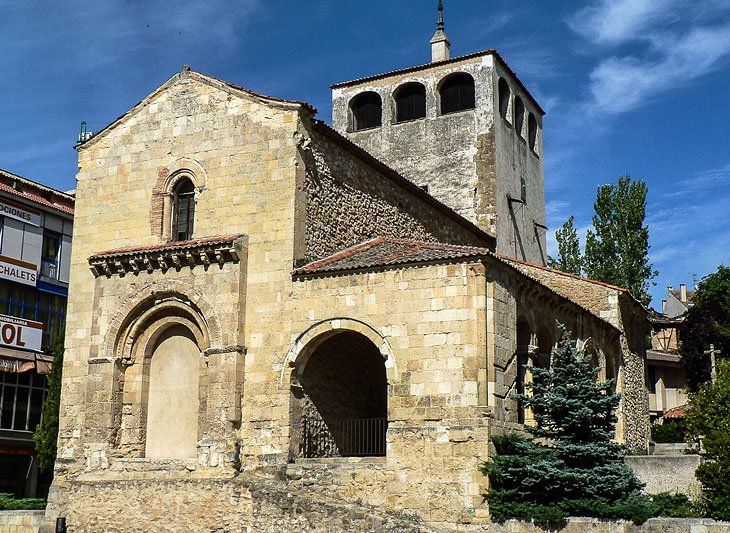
[2,0,729,307]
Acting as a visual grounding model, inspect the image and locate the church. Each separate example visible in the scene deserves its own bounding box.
[45,5,650,531]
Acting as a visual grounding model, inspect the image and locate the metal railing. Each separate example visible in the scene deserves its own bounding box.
[41,259,58,279]
[302,417,387,458]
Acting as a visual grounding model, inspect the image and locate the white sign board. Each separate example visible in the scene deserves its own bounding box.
[0,198,41,227]
[0,314,43,352]
[0,255,37,286]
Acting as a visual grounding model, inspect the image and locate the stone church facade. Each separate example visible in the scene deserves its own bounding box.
[44,32,650,533]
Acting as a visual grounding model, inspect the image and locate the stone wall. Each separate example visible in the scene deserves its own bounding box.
[300,121,490,262]
[330,51,546,264]
[0,511,44,533]
[626,454,702,496]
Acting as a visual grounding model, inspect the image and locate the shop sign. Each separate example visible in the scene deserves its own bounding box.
[0,255,37,286]
[0,198,41,227]
[0,314,43,351]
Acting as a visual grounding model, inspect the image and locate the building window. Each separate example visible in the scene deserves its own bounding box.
[520,176,527,204]
[528,113,538,152]
[0,371,47,432]
[350,92,382,131]
[498,78,510,119]
[41,230,60,279]
[172,179,195,242]
[0,285,66,349]
[394,82,426,122]
[440,73,475,114]
[514,96,525,137]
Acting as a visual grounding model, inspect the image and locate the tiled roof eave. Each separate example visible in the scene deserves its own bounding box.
[89,235,245,277]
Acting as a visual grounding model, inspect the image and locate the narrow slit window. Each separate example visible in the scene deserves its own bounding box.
[498,78,510,119]
[172,179,195,241]
[514,96,525,137]
[528,113,538,152]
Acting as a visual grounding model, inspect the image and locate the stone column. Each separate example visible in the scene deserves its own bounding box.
[199,345,246,468]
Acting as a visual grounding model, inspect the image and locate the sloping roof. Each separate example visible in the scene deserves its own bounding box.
[663,404,688,419]
[76,68,316,151]
[294,237,490,275]
[647,350,682,363]
[0,168,75,215]
[500,256,629,292]
[669,288,695,303]
[330,49,545,116]
[90,234,243,260]
[294,237,621,334]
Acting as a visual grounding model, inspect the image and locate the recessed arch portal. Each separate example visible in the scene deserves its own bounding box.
[285,319,393,459]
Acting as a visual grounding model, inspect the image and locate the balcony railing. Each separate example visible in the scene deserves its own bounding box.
[40,259,58,279]
[302,417,387,458]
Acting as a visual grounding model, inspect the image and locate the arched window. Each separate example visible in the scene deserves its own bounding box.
[350,92,382,131]
[439,73,475,114]
[172,178,195,241]
[514,96,525,137]
[498,78,510,119]
[394,82,426,122]
[528,113,538,152]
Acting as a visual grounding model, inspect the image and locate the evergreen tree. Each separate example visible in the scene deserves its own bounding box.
[33,338,63,473]
[685,359,730,520]
[548,215,582,275]
[680,265,730,390]
[482,330,675,528]
[583,175,657,305]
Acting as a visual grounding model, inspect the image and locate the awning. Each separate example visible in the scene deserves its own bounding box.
[0,347,53,374]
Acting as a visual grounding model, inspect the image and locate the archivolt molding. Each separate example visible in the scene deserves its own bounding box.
[98,279,223,364]
[279,318,397,389]
[162,157,208,194]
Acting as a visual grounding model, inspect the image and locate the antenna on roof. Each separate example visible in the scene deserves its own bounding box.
[78,121,94,143]
[430,0,451,63]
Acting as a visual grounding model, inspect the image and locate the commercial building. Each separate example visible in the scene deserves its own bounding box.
[0,168,73,498]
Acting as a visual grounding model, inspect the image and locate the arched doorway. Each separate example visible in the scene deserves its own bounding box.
[293,330,387,458]
[145,325,200,459]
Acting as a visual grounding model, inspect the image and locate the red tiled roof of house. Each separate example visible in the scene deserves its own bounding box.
[663,404,688,419]
[294,237,491,275]
[330,49,545,116]
[90,235,243,260]
[0,168,74,215]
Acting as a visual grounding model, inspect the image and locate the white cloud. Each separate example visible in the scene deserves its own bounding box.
[568,0,730,116]
[569,0,681,46]
[587,23,730,114]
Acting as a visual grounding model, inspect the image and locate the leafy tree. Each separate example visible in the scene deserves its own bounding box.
[33,338,64,473]
[681,265,730,390]
[482,331,689,528]
[685,359,730,520]
[583,175,657,306]
[548,215,582,275]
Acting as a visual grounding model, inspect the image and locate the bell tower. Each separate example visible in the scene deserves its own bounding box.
[330,2,547,264]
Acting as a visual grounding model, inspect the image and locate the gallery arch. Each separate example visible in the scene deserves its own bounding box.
[288,325,389,459]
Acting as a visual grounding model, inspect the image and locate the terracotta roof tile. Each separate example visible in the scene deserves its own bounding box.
[294,237,490,275]
[499,255,629,292]
[0,168,74,215]
[663,404,688,419]
[90,234,243,260]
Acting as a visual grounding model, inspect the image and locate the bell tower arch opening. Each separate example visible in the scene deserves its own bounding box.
[291,330,388,459]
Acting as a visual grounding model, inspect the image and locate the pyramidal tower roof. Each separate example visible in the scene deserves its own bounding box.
[430,0,451,62]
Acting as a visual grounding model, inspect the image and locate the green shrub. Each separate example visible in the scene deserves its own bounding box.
[651,419,687,443]
[0,493,46,510]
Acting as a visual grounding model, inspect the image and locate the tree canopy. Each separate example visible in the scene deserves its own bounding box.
[33,338,63,473]
[547,215,582,275]
[583,176,656,305]
[680,265,730,390]
[685,359,730,520]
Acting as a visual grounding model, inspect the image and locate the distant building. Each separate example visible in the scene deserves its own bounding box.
[0,168,73,498]
[647,283,695,422]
